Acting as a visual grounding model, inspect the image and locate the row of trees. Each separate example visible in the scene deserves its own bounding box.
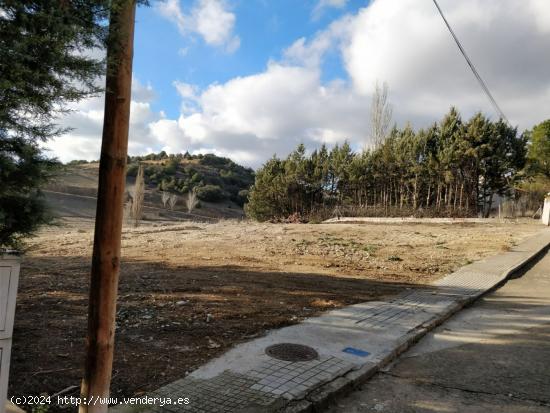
[246,108,536,221]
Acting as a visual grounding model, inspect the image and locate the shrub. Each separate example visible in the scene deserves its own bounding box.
[168,193,178,210]
[130,165,145,227]
[195,184,225,202]
[67,160,89,165]
[232,189,249,207]
[186,189,199,213]
[191,172,202,183]
[164,158,179,175]
[161,191,170,208]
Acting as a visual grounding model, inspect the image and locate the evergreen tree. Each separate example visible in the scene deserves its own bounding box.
[245,156,289,221]
[526,120,550,179]
[246,109,529,221]
[0,0,110,249]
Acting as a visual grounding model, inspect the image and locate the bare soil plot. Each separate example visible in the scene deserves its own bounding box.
[9,219,541,405]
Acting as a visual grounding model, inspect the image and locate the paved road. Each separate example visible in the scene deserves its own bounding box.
[326,250,550,413]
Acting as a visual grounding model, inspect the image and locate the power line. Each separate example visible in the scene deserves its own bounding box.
[431,0,508,123]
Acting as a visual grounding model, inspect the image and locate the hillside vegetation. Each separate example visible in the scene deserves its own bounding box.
[49,152,255,220]
[125,152,254,206]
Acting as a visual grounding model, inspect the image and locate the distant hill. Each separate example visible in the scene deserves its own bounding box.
[126,152,254,205]
[45,152,255,221]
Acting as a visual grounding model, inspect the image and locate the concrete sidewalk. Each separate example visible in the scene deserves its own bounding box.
[323,217,515,224]
[112,229,550,413]
[327,240,550,412]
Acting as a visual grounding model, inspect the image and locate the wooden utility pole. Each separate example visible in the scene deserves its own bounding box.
[80,1,136,412]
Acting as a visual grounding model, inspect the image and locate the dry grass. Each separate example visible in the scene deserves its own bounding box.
[9,218,543,405]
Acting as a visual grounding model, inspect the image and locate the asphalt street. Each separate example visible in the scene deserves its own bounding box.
[326,250,550,413]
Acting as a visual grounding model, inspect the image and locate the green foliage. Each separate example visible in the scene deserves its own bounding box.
[126,163,139,177]
[125,151,254,204]
[246,109,528,221]
[517,175,550,210]
[31,404,49,413]
[164,158,179,175]
[195,184,225,202]
[245,156,293,221]
[191,172,202,183]
[0,1,108,143]
[67,159,90,165]
[526,119,550,178]
[0,138,59,249]
[235,189,250,206]
[0,1,108,249]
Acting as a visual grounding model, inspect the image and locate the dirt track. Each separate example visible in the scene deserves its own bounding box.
[9,219,541,407]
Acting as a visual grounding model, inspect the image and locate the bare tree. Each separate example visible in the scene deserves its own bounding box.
[131,164,145,227]
[369,81,393,149]
[168,193,178,211]
[124,197,133,224]
[186,189,199,213]
[161,191,170,208]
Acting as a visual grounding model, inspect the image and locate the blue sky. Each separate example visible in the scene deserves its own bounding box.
[52,0,550,167]
[133,0,367,119]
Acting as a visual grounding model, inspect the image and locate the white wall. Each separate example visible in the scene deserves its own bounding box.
[0,254,20,412]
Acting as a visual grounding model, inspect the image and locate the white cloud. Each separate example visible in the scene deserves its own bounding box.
[157,0,240,53]
[145,64,370,166]
[193,0,238,47]
[283,15,352,67]
[47,79,163,162]
[173,80,201,114]
[173,81,198,99]
[312,0,348,20]
[156,0,186,32]
[343,0,550,127]
[178,46,190,56]
[527,0,550,33]
[175,0,550,165]
[50,0,550,168]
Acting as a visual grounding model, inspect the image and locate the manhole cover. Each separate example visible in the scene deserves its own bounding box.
[265,343,319,362]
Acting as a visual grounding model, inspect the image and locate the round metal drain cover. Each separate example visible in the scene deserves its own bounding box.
[265,343,319,362]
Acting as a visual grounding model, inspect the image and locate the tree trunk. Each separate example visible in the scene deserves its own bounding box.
[484,191,494,218]
[80,1,137,412]
[413,174,418,210]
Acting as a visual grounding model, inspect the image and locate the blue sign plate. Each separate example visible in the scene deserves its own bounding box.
[342,347,370,357]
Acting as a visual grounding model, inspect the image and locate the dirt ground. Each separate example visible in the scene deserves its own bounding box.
[8,218,542,408]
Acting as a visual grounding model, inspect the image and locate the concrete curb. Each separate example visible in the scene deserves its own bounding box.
[280,233,550,413]
[323,217,515,225]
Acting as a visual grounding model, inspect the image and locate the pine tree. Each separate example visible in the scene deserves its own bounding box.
[0,0,109,249]
[526,120,550,179]
[246,109,529,221]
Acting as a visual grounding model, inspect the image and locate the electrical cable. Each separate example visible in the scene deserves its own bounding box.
[432,0,509,123]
